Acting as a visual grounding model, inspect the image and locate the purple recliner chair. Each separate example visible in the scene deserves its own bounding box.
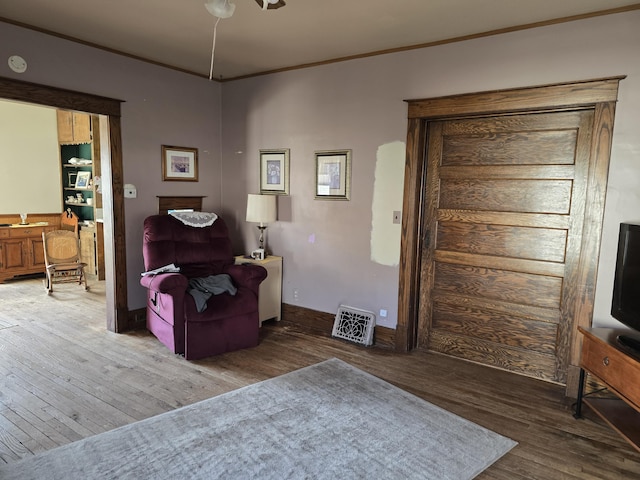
[140,214,267,360]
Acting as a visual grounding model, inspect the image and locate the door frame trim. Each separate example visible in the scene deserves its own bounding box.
[0,75,128,333]
[397,77,624,371]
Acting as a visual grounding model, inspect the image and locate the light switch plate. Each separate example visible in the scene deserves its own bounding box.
[124,184,137,198]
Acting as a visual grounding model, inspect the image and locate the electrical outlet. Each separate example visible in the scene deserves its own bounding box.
[293,288,299,302]
[379,309,387,318]
[392,211,401,224]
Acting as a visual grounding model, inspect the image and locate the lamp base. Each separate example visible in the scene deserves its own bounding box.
[256,225,270,257]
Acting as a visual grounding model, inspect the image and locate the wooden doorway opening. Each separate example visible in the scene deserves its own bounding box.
[397,77,623,395]
[0,76,128,333]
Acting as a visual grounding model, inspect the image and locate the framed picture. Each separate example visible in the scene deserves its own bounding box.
[75,171,92,189]
[162,145,198,182]
[68,172,77,187]
[260,149,290,195]
[315,150,351,200]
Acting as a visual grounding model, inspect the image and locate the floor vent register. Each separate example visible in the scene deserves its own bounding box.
[332,305,376,346]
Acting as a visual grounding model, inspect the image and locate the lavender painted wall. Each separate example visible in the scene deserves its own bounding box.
[221,11,640,329]
[1,11,638,331]
[0,22,221,306]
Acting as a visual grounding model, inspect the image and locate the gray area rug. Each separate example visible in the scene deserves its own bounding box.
[0,358,516,479]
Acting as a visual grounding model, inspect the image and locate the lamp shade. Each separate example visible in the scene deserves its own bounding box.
[246,194,276,226]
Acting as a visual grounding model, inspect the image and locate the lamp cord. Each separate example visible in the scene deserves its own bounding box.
[209,16,222,81]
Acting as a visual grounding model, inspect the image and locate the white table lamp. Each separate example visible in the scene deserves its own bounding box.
[246,194,277,256]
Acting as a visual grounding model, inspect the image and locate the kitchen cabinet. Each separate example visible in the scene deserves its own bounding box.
[0,224,54,283]
[56,110,92,144]
[79,223,104,279]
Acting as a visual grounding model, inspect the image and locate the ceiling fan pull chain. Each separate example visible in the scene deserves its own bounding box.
[209,16,222,81]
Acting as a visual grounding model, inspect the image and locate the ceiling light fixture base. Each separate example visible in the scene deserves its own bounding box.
[204,0,235,19]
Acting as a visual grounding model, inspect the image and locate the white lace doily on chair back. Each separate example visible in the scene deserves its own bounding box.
[169,211,218,227]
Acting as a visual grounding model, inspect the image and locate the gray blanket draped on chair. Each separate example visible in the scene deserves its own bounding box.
[188,274,237,312]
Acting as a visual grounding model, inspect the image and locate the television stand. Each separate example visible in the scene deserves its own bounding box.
[617,334,640,360]
[575,327,640,453]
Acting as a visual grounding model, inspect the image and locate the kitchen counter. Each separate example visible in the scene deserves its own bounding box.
[6,222,50,228]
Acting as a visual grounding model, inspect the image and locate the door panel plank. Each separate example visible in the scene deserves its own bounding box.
[441,110,589,135]
[439,179,572,214]
[433,292,561,324]
[437,222,568,263]
[434,250,566,278]
[442,130,578,166]
[439,165,576,180]
[434,262,563,310]
[437,210,571,229]
[432,301,558,355]
[429,331,558,382]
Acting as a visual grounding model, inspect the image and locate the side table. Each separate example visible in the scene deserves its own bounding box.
[235,255,282,325]
[574,327,640,453]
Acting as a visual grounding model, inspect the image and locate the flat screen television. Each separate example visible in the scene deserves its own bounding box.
[611,222,640,354]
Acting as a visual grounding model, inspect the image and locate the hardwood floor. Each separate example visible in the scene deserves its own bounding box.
[1,277,640,479]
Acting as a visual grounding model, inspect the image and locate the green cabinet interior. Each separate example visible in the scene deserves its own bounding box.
[61,143,94,221]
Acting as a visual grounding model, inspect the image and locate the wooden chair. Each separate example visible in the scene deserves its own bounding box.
[60,209,79,235]
[42,230,89,294]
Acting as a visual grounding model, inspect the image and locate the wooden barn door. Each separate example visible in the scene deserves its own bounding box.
[421,110,592,384]
[397,78,622,394]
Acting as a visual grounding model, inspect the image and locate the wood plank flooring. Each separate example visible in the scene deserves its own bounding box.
[1,277,640,478]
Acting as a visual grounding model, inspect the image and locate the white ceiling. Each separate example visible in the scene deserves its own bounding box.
[1,1,638,80]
